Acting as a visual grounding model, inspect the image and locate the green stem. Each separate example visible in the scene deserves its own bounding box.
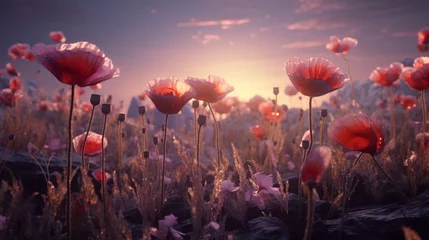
[208,103,221,166]
[308,97,313,153]
[160,114,169,212]
[141,114,147,151]
[81,106,95,170]
[66,85,75,240]
[303,185,314,240]
[422,91,427,132]
[342,53,355,108]
[101,113,108,227]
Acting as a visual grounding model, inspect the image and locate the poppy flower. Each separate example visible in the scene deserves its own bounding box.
[326,36,358,54]
[0,88,23,107]
[369,62,404,87]
[328,113,385,155]
[247,95,265,112]
[145,77,195,115]
[23,51,35,61]
[221,180,239,193]
[416,132,429,150]
[32,42,120,87]
[185,75,234,103]
[250,125,266,140]
[82,102,92,112]
[400,95,417,110]
[226,96,240,107]
[258,101,285,122]
[6,63,20,76]
[212,98,233,114]
[90,83,102,90]
[413,56,429,69]
[301,146,331,184]
[401,58,429,91]
[253,172,279,196]
[418,27,429,45]
[150,214,185,240]
[9,77,21,91]
[284,85,298,96]
[73,131,108,157]
[91,169,112,183]
[8,43,30,59]
[284,57,348,97]
[418,44,427,52]
[329,95,341,109]
[49,31,66,43]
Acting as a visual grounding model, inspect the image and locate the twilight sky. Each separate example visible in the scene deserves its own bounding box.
[0,0,428,109]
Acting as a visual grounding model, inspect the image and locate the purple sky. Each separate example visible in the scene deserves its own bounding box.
[0,0,428,109]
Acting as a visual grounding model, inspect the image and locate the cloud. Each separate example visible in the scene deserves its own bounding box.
[295,0,347,13]
[178,18,250,29]
[287,18,346,30]
[281,41,325,49]
[150,9,157,14]
[201,35,220,44]
[391,32,416,38]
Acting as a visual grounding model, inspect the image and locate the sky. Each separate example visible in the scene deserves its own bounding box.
[0,0,428,110]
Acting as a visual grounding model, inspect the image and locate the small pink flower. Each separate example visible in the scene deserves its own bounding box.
[326,36,358,54]
[50,31,66,43]
[208,221,220,230]
[9,77,22,91]
[151,214,185,240]
[253,172,279,196]
[221,180,239,193]
[185,75,234,103]
[91,169,112,183]
[413,57,429,69]
[73,131,108,157]
[8,43,30,59]
[418,27,429,45]
[0,88,23,107]
[6,63,20,76]
[301,146,331,184]
[369,62,404,87]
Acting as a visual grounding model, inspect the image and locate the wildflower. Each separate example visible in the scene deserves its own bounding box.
[250,125,266,140]
[326,36,358,54]
[151,214,185,240]
[401,57,429,91]
[0,88,23,107]
[221,180,239,193]
[73,131,108,157]
[253,172,279,196]
[8,43,30,59]
[212,98,233,114]
[50,31,66,43]
[301,146,331,184]
[185,75,234,103]
[369,62,404,87]
[6,63,20,76]
[258,101,285,123]
[400,95,417,110]
[9,77,21,91]
[91,169,112,183]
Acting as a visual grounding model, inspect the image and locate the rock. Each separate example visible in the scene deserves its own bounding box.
[234,217,290,240]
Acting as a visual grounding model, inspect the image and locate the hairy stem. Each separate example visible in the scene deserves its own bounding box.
[194,108,197,164]
[303,185,314,240]
[389,86,396,140]
[101,113,108,227]
[160,114,169,212]
[342,53,356,108]
[422,90,427,132]
[66,85,75,240]
[208,103,221,166]
[196,125,202,167]
[81,106,95,170]
[308,97,314,153]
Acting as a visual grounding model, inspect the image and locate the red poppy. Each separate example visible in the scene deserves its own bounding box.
[414,57,429,69]
[250,125,266,140]
[9,77,21,91]
[401,67,429,91]
[226,96,240,107]
[258,101,285,123]
[91,169,112,183]
[49,31,66,43]
[146,77,195,114]
[328,113,385,155]
[369,62,404,87]
[32,42,120,87]
[72,131,108,157]
[8,43,30,60]
[418,27,429,45]
[23,51,35,61]
[247,95,265,112]
[326,36,358,54]
[301,146,331,184]
[0,88,23,107]
[212,98,233,114]
[82,102,92,112]
[6,63,20,76]
[90,83,102,90]
[394,95,402,104]
[185,75,234,103]
[416,132,429,150]
[400,95,417,110]
[284,85,298,96]
[284,57,348,97]
[418,44,427,52]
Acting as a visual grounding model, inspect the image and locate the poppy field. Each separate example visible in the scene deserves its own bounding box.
[0,12,429,240]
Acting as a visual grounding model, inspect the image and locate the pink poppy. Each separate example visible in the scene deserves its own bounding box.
[6,63,20,76]
[9,77,21,91]
[247,95,265,112]
[73,131,108,157]
[328,113,385,155]
[418,27,429,45]
[212,98,233,114]
[369,62,404,87]
[145,77,195,115]
[253,172,279,196]
[284,85,298,96]
[221,180,239,193]
[250,125,266,140]
[326,36,358,54]
[32,42,120,87]
[301,146,331,184]
[400,95,417,110]
[91,169,112,183]
[150,214,185,240]
[8,43,30,59]
[0,88,23,107]
[258,101,285,123]
[185,75,234,103]
[49,31,66,43]
[401,67,429,91]
[285,57,348,97]
[414,57,429,69]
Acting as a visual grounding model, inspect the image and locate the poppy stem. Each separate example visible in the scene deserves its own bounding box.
[81,106,95,170]
[194,108,197,165]
[303,184,314,240]
[370,155,408,202]
[352,152,364,167]
[160,114,169,213]
[118,120,123,192]
[141,114,147,151]
[66,84,75,240]
[308,97,313,153]
[208,103,221,166]
[101,113,108,228]
[421,90,427,132]
[196,125,203,167]
[389,86,396,140]
[342,53,355,109]
[320,117,325,146]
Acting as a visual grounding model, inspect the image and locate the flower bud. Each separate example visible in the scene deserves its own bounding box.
[90,94,101,106]
[153,136,158,145]
[122,133,125,138]
[142,128,146,134]
[321,109,328,118]
[273,87,279,96]
[198,115,206,126]
[101,104,111,115]
[202,101,208,108]
[192,100,199,109]
[138,106,146,115]
[118,113,125,122]
[301,140,310,150]
[143,151,150,159]
[8,133,15,141]
[307,179,316,189]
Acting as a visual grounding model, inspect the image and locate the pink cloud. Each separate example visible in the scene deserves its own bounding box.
[150,9,157,14]
[287,18,346,30]
[281,40,325,49]
[201,35,220,44]
[391,32,416,38]
[178,18,250,29]
[295,0,347,13]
